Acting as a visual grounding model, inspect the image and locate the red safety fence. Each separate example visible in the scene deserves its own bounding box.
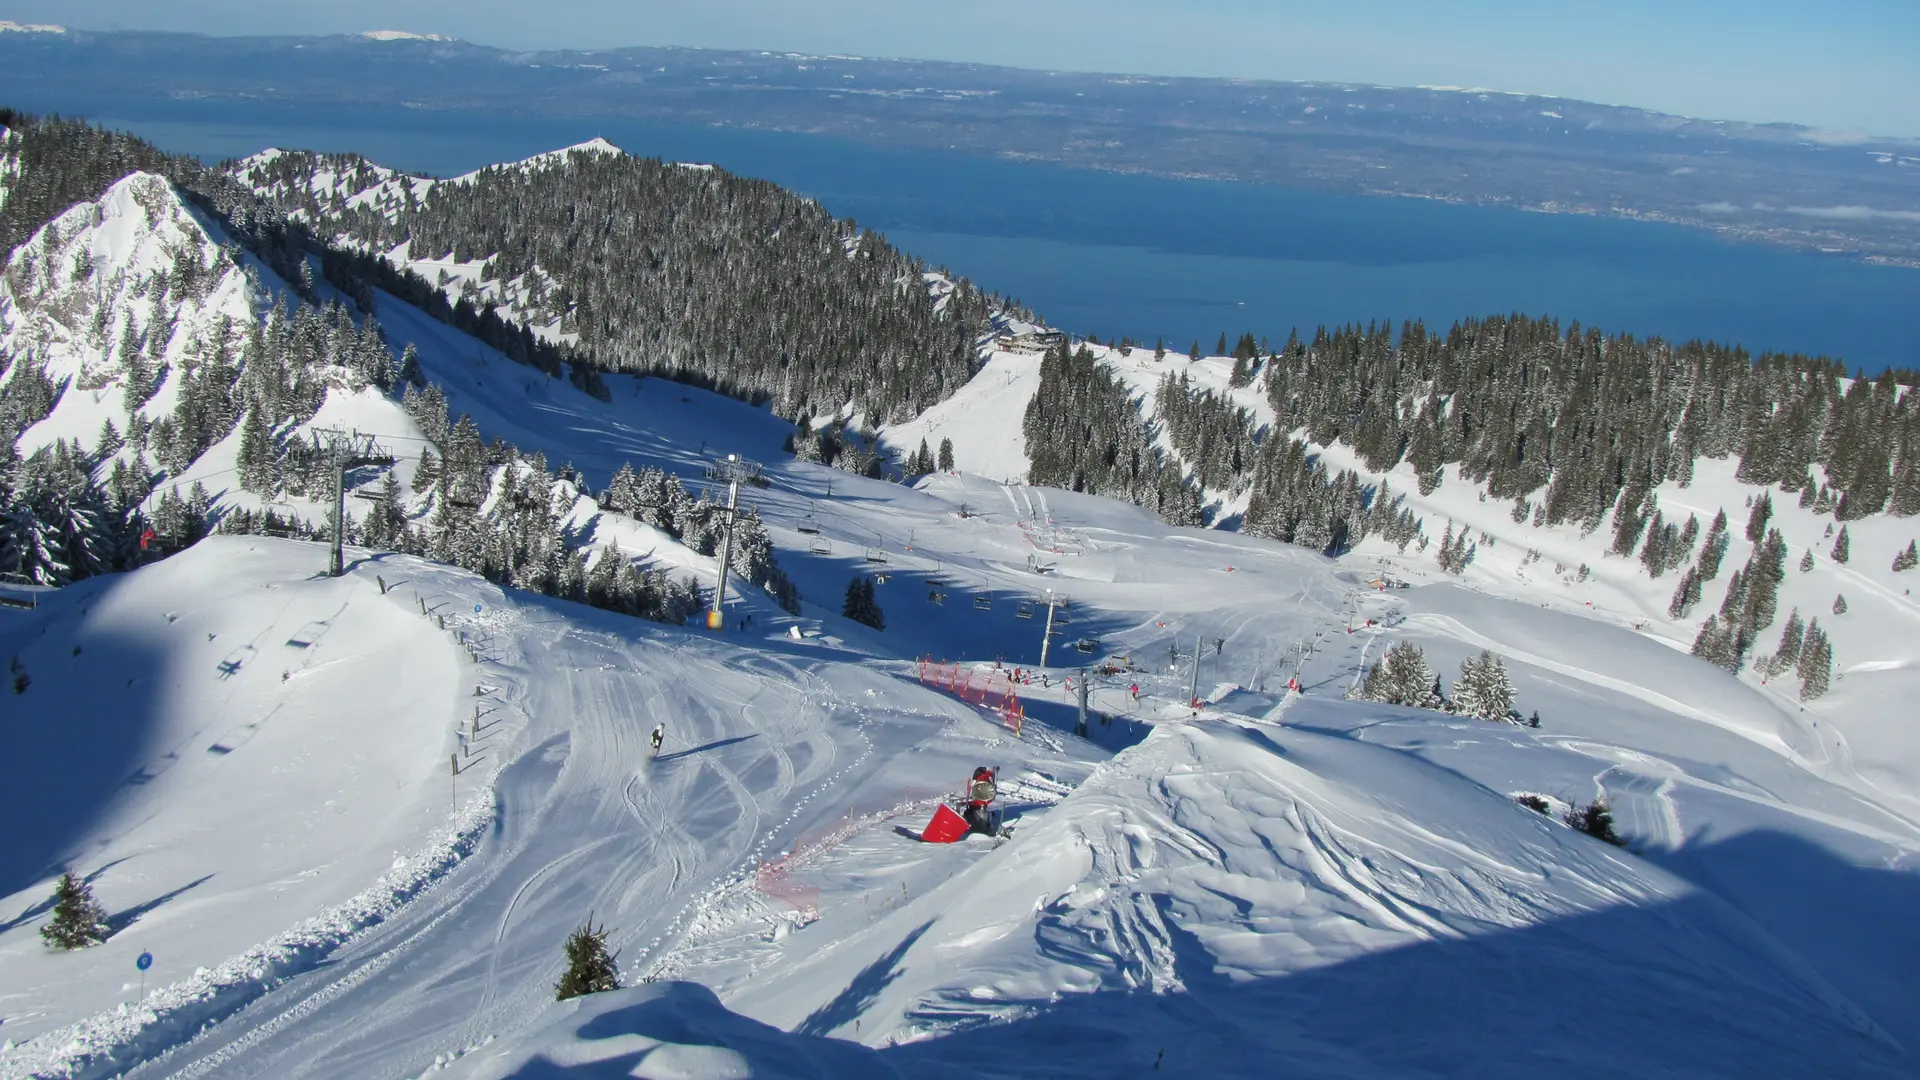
[754,785,955,920]
[916,658,1026,736]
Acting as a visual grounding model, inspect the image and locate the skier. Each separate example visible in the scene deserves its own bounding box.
[649,723,665,758]
[1129,682,1139,702]
[963,766,1000,836]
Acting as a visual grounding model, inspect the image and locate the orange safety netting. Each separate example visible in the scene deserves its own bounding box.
[916,658,1026,737]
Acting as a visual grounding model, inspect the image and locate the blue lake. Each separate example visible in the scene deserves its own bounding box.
[67,101,1920,373]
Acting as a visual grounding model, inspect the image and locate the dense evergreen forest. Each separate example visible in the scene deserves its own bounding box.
[1023,318,1917,694]
[235,147,1005,424]
[1030,318,1919,550]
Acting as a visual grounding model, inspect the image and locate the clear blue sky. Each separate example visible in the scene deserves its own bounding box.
[14,0,1918,137]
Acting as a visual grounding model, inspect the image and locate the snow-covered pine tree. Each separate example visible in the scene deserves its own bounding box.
[1832,593,1848,615]
[937,437,955,472]
[603,463,641,516]
[1452,651,1486,717]
[1667,565,1702,619]
[94,418,122,459]
[792,422,823,463]
[39,871,109,950]
[1691,615,1738,673]
[1481,652,1515,719]
[1831,525,1851,564]
[1362,640,1441,709]
[1746,491,1772,543]
[236,408,275,493]
[1698,510,1731,580]
[1770,608,1805,677]
[1895,541,1919,572]
[554,915,620,1001]
[1797,621,1833,701]
[843,575,884,630]
[1799,549,1814,573]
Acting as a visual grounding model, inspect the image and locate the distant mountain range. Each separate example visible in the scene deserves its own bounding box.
[2,24,1918,264]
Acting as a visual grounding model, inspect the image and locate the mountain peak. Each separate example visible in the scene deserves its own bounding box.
[359,30,452,43]
[0,20,66,34]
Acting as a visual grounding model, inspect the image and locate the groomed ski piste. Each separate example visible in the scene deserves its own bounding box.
[2,142,1919,1079]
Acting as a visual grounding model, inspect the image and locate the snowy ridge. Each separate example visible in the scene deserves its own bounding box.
[867,712,1898,1074]
[0,165,748,594]
[228,142,975,363]
[359,30,452,43]
[451,138,624,182]
[1,172,257,454]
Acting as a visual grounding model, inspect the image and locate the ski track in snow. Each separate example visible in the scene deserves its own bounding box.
[6,160,1920,1077]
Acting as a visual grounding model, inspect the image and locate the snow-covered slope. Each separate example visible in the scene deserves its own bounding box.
[731,709,1908,1076]
[4,143,1920,1080]
[1,172,257,456]
[0,537,467,1053]
[877,339,1920,800]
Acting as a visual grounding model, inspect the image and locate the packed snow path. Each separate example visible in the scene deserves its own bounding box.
[57,552,1054,1080]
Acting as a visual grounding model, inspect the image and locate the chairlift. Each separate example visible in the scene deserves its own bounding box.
[1015,600,1036,620]
[1074,638,1098,654]
[928,589,946,605]
[796,507,821,535]
[973,594,993,611]
[809,536,832,555]
[864,547,888,564]
[873,571,890,584]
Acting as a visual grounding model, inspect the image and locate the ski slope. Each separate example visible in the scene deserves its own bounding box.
[874,337,1920,808]
[3,141,1920,1079]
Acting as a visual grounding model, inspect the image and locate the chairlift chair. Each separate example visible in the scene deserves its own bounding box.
[809,537,832,555]
[1075,638,1097,654]
[973,594,993,610]
[1015,600,1036,620]
[864,547,888,564]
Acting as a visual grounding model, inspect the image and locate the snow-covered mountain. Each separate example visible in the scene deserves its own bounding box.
[881,337,1920,789]
[3,126,1919,1080]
